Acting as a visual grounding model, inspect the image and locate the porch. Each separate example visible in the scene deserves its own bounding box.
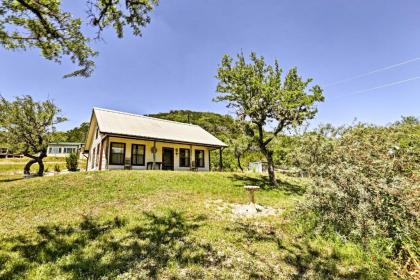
[89,136,224,172]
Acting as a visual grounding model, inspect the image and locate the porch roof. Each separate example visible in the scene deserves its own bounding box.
[93,108,227,148]
[48,142,84,146]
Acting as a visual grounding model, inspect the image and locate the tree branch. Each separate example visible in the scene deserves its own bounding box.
[90,0,114,29]
[16,0,59,38]
[23,152,38,160]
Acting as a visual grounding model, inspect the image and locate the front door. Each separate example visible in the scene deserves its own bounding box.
[162,148,174,170]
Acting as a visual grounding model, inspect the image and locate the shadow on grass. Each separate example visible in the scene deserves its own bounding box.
[227,220,370,280]
[0,211,223,279]
[282,243,370,280]
[0,177,25,183]
[229,173,305,195]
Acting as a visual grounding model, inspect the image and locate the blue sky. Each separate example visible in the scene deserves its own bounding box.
[1,0,419,131]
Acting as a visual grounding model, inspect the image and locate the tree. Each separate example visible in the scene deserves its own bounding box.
[215,52,324,185]
[65,122,90,142]
[0,95,66,176]
[0,0,158,78]
[228,121,254,172]
[50,122,90,143]
[230,135,252,172]
[50,131,68,142]
[271,134,299,168]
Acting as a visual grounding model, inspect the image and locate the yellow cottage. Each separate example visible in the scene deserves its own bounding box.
[84,108,227,171]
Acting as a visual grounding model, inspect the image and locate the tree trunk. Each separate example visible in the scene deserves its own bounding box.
[24,158,37,175]
[37,159,45,176]
[23,150,47,176]
[261,149,277,186]
[237,156,243,172]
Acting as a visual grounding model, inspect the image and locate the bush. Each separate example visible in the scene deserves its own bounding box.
[296,122,419,272]
[66,153,79,171]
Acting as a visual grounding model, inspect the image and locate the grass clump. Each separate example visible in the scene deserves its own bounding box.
[53,164,61,173]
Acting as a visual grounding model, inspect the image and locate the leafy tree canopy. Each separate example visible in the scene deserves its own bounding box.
[0,0,158,77]
[0,95,66,175]
[148,110,238,142]
[215,52,324,185]
[65,122,90,142]
[50,122,90,143]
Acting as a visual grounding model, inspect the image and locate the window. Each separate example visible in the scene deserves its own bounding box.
[49,147,62,154]
[131,144,145,166]
[195,150,205,168]
[64,147,76,153]
[95,126,99,139]
[110,142,125,165]
[179,149,190,167]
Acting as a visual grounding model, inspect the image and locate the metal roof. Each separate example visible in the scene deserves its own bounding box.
[93,108,227,147]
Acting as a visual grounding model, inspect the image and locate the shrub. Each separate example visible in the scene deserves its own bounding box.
[296,122,419,271]
[66,153,79,171]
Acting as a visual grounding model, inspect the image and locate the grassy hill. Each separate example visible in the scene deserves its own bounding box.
[0,171,395,279]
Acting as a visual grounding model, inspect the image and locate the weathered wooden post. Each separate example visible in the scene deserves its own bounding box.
[244,185,260,204]
[152,140,156,170]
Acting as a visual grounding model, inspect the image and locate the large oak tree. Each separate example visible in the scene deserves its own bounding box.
[215,52,324,185]
[0,95,66,176]
[0,0,158,77]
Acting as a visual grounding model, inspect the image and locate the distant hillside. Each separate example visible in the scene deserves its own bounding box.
[148,110,238,142]
[50,122,90,144]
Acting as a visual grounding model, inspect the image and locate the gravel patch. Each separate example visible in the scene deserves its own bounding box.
[231,203,279,217]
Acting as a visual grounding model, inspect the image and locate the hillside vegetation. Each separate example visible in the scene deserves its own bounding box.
[148,110,236,141]
[0,171,397,279]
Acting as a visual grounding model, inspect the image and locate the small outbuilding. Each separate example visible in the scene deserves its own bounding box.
[248,161,268,173]
[47,142,84,157]
[0,147,23,158]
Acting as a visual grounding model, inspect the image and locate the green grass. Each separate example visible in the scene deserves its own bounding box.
[0,171,397,279]
[0,157,86,174]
